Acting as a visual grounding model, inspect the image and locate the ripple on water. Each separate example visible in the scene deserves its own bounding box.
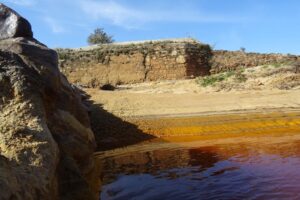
[97,113,300,200]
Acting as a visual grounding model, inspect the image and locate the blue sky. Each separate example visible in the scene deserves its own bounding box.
[3,0,300,54]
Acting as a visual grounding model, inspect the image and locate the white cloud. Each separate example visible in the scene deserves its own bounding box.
[79,0,249,29]
[80,0,147,29]
[5,0,37,6]
[44,17,66,34]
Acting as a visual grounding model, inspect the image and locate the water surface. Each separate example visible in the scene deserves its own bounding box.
[96,112,300,200]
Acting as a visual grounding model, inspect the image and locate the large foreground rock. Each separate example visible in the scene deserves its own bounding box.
[0,3,33,39]
[0,5,96,200]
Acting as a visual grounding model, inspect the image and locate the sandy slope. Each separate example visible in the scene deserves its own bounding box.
[85,86,300,118]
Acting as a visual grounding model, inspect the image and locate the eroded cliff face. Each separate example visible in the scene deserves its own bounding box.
[0,4,96,200]
[57,39,212,88]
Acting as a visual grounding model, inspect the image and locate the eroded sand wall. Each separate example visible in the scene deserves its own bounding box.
[57,39,212,87]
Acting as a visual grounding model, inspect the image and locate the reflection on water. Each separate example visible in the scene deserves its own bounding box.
[96,113,300,200]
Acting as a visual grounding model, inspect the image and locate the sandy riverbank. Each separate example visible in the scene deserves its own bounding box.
[85,75,300,150]
[85,81,300,119]
[84,63,300,119]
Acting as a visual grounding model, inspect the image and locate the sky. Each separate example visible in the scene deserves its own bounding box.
[3,0,300,54]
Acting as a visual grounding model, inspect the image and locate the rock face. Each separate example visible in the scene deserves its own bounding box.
[0,3,33,39]
[57,39,212,88]
[0,4,96,200]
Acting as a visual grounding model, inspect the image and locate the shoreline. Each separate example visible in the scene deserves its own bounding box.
[123,107,300,120]
[127,110,300,137]
[85,80,300,150]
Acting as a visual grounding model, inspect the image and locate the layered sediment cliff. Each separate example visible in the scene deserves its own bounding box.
[57,39,212,87]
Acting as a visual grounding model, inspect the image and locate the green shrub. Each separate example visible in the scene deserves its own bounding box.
[272,63,282,68]
[87,28,114,45]
[58,52,69,60]
[262,65,269,69]
[234,70,247,82]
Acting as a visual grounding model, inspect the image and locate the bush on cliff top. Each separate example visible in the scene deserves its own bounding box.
[87,28,114,45]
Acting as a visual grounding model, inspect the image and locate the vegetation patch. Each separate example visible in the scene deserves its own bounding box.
[196,68,248,87]
[234,70,247,82]
[196,71,234,87]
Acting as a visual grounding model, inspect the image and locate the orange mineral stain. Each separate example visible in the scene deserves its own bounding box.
[129,111,300,138]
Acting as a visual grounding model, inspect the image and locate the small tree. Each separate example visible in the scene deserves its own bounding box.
[87,28,114,45]
[240,47,246,53]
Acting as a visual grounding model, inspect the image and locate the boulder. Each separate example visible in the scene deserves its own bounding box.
[0,3,33,39]
[0,4,97,200]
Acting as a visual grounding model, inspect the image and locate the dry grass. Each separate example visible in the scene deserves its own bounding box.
[197,64,300,91]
